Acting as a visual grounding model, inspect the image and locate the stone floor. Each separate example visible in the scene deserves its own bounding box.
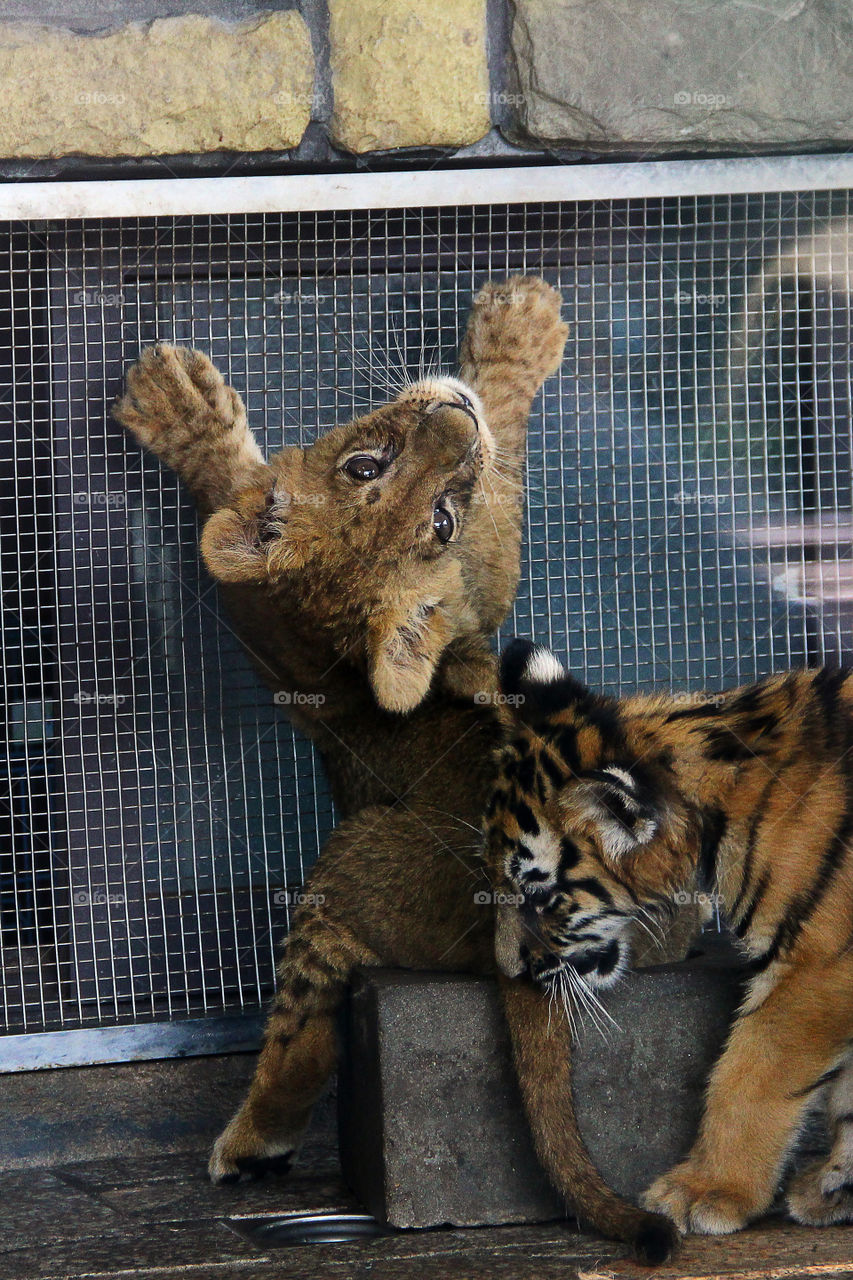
[4,1137,853,1280]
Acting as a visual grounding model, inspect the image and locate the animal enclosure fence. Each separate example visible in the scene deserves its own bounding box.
[1,159,851,1066]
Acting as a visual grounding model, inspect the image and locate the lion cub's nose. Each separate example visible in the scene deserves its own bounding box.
[422,403,481,461]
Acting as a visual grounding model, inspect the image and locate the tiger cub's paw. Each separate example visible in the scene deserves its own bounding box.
[644,1162,755,1235]
[208,1109,303,1185]
[787,1156,853,1226]
[464,275,568,382]
[114,344,246,451]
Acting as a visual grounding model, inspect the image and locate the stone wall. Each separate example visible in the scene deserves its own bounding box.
[0,0,850,175]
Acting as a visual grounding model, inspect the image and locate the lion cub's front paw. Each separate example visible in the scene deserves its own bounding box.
[465,275,568,381]
[209,1110,300,1185]
[114,343,246,451]
[644,1162,755,1235]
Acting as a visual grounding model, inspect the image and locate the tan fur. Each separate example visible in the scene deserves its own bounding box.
[114,280,681,1261]
[483,643,853,1237]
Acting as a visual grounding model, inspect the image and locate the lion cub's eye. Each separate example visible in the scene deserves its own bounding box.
[433,503,455,543]
[344,454,383,482]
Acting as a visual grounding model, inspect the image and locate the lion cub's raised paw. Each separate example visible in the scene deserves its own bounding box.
[114,344,246,451]
[113,344,265,511]
[644,1162,756,1235]
[462,275,568,383]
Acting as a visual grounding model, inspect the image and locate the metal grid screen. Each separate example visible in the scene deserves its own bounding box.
[1,192,851,1045]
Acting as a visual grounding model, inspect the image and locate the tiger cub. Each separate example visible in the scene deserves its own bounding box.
[482,637,853,1236]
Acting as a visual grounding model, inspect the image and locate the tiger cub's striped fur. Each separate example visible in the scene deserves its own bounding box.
[482,637,853,1236]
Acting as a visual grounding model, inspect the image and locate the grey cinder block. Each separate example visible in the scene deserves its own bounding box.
[338,954,743,1228]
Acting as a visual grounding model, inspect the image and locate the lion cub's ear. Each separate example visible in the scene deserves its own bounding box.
[200,484,306,584]
[367,562,475,714]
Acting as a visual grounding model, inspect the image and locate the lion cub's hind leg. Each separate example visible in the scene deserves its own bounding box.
[788,1049,853,1226]
[209,903,380,1184]
[114,345,267,515]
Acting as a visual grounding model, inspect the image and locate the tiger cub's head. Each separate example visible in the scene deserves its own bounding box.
[482,639,693,990]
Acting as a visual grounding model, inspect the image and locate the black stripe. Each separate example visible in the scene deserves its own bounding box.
[549,726,580,772]
[812,668,850,751]
[701,724,757,763]
[697,807,727,890]
[539,750,566,790]
[733,867,771,939]
[665,701,724,723]
[790,1064,844,1099]
[515,753,536,793]
[559,836,580,870]
[511,798,539,836]
[728,775,778,920]
[753,793,853,972]
[727,684,767,716]
[564,877,614,905]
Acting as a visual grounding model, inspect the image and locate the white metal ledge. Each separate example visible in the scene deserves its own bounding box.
[0,154,851,222]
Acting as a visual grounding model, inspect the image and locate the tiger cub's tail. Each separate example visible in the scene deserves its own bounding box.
[500,976,679,1265]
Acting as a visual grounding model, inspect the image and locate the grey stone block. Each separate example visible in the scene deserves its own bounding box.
[338,954,743,1228]
[507,0,853,153]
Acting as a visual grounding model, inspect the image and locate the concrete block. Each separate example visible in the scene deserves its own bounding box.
[339,953,744,1227]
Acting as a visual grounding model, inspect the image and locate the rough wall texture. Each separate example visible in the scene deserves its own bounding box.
[328,0,490,153]
[0,11,313,158]
[0,0,849,165]
[508,0,853,151]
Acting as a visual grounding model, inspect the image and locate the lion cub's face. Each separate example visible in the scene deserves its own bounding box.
[200,377,495,712]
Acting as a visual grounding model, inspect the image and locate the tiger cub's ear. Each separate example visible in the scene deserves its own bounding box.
[499,639,589,723]
[567,765,661,859]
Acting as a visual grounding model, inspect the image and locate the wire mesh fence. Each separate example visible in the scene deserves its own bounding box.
[0,192,850,1046]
